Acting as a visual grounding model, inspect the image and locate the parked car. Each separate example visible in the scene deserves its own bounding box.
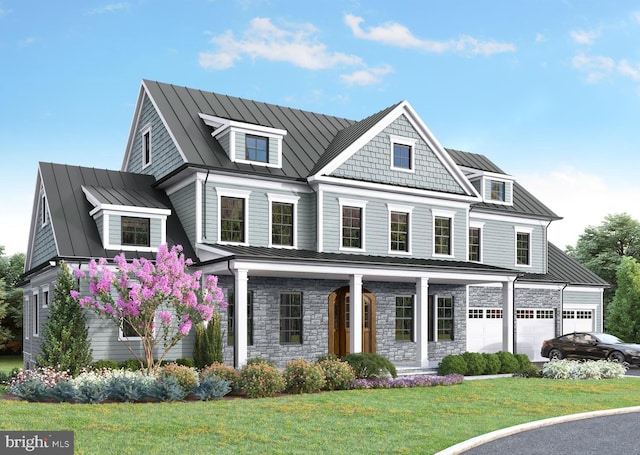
[540,332,640,365]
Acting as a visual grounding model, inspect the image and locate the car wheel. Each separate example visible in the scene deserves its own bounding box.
[549,349,564,360]
[608,351,626,363]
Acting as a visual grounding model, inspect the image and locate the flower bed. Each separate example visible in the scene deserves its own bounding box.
[353,374,464,389]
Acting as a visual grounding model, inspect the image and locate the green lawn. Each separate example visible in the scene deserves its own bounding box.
[0,355,22,373]
[1,377,640,454]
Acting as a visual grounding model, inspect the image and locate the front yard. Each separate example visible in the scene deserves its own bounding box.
[2,377,640,454]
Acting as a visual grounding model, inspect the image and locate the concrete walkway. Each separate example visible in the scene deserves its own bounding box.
[436,406,640,455]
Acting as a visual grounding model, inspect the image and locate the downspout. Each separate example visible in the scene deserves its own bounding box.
[202,170,210,240]
[513,274,520,354]
[559,282,568,335]
[227,258,237,368]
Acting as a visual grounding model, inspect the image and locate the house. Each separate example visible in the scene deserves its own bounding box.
[21,80,608,370]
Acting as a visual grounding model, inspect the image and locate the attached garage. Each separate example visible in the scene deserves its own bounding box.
[516,309,555,361]
[562,308,594,333]
[467,308,503,353]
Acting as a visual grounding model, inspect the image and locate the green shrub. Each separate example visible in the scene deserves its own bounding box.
[482,353,501,375]
[496,351,519,373]
[246,357,277,368]
[438,354,467,375]
[192,375,231,401]
[193,314,223,369]
[9,376,50,402]
[92,360,118,370]
[462,352,487,376]
[0,368,20,385]
[118,358,143,371]
[341,353,397,379]
[106,375,155,402]
[49,380,78,402]
[175,357,195,368]
[238,362,285,398]
[150,375,188,401]
[159,363,199,393]
[283,358,326,394]
[515,364,541,378]
[200,362,240,389]
[318,358,355,390]
[514,354,531,370]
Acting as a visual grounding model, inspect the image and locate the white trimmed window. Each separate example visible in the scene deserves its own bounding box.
[432,209,456,257]
[387,203,413,254]
[390,135,417,172]
[40,193,49,227]
[42,286,50,309]
[339,198,367,251]
[515,227,533,266]
[268,194,299,248]
[32,291,39,337]
[119,319,144,341]
[141,124,152,169]
[469,221,484,262]
[217,188,251,245]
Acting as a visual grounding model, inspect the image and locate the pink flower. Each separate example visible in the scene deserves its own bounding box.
[73,269,85,279]
[157,311,172,326]
[178,319,192,335]
[70,290,80,300]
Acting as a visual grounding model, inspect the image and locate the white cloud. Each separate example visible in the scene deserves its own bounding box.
[570,29,600,45]
[516,167,640,249]
[572,53,640,83]
[535,33,546,43]
[617,59,640,81]
[344,14,516,56]
[200,17,363,71]
[86,3,129,15]
[631,11,640,24]
[340,64,393,86]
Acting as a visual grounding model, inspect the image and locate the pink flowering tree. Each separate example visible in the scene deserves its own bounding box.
[70,244,226,374]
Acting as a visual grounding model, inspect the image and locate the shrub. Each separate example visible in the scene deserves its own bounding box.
[49,380,78,402]
[106,372,156,402]
[318,358,355,390]
[150,375,188,401]
[514,354,531,370]
[160,363,199,393]
[438,354,467,375]
[238,362,285,398]
[462,352,487,376]
[192,375,232,401]
[541,359,627,379]
[9,376,51,402]
[0,367,20,385]
[200,362,240,390]
[92,360,118,370]
[482,353,501,375]
[496,351,519,373]
[515,364,541,378]
[283,358,326,394]
[175,357,195,368]
[70,370,110,403]
[119,358,143,371]
[193,314,223,369]
[246,357,277,368]
[341,353,397,379]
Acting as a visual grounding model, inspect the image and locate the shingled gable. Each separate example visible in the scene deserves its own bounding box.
[24,162,195,275]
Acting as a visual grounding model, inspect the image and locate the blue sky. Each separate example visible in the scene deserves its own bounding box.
[2,0,640,255]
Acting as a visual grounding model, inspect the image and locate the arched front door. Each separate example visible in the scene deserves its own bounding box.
[328,286,376,357]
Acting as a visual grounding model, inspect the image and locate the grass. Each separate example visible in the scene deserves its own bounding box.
[0,355,22,373]
[1,377,640,454]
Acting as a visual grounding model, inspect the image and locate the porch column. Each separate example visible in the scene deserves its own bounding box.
[234,268,249,368]
[350,274,363,354]
[502,279,515,353]
[415,277,429,368]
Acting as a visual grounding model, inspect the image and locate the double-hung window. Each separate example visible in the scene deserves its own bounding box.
[268,194,299,248]
[468,222,483,262]
[388,204,413,254]
[515,228,532,266]
[395,296,414,341]
[340,199,366,250]
[490,180,505,202]
[227,290,254,346]
[428,296,454,341]
[434,216,452,256]
[280,292,302,344]
[218,189,251,244]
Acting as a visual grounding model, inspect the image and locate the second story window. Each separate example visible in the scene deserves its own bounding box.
[342,206,362,249]
[245,135,268,163]
[40,193,49,226]
[434,216,451,256]
[490,180,505,202]
[390,211,409,252]
[469,227,481,262]
[220,196,245,243]
[516,231,531,266]
[121,217,150,247]
[271,202,294,246]
[141,125,152,168]
[393,143,412,169]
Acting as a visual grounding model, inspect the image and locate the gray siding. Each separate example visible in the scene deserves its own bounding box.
[322,190,467,260]
[331,115,465,194]
[563,289,603,332]
[32,188,57,268]
[126,94,184,179]
[169,182,197,248]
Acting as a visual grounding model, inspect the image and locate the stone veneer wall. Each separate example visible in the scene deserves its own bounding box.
[427,284,468,362]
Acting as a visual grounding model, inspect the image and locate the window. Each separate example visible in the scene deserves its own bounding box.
[33,293,39,337]
[42,289,49,308]
[434,216,451,255]
[220,196,245,243]
[121,217,150,247]
[395,296,414,341]
[41,193,48,226]
[516,231,531,265]
[393,144,412,169]
[271,202,294,246]
[245,135,268,163]
[227,290,253,346]
[490,180,505,201]
[390,211,409,252]
[469,227,481,261]
[280,292,302,344]
[142,126,152,168]
[119,319,142,340]
[428,296,454,341]
[342,206,362,249]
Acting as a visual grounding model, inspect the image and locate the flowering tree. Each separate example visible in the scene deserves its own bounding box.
[71,244,226,373]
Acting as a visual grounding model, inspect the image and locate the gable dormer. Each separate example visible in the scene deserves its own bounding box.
[198,113,287,168]
[461,168,514,206]
[82,185,171,252]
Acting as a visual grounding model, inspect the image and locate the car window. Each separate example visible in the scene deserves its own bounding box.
[583,334,594,343]
[573,333,588,344]
[597,333,623,344]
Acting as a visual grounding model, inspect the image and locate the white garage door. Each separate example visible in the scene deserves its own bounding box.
[562,309,594,333]
[516,309,555,362]
[467,308,503,353]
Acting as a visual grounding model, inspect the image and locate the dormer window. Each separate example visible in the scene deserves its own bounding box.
[490,181,505,202]
[122,217,150,247]
[246,135,268,163]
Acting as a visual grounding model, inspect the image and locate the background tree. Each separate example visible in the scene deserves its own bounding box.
[0,280,13,351]
[38,262,92,375]
[0,246,25,353]
[566,213,640,316]
[605,257,640,342]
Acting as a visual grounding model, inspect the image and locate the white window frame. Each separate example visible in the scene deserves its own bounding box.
[118,318,145,342]
[389,135,417,173]
[32,291,39,337]
[267,194,299,248]
[42,285,50,309]
[469,221,484,263]
[101,211,167,253]
[141,124,152,169]
[40,192,49,227]
[483,176,513,206]
[387,203,413,255]
[432,209,456,258]
[514,226,533,267]
[217,188,251,246]
[339,198,367,252]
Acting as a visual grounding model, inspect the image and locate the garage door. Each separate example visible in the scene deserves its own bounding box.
[516,309,555,361]
[467,308,503,353]
[562,309,594,333]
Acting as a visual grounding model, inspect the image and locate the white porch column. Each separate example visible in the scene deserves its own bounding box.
[415,277,429,368]
[234,268,249,368]
[502,279,515,353]
[350,274,363,354]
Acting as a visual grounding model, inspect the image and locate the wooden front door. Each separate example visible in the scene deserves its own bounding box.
[328,286,376,357]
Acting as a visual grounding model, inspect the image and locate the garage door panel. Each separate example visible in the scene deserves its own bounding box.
[563,310,594,333]
[467,308,503,353]
[517,309,555,362]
